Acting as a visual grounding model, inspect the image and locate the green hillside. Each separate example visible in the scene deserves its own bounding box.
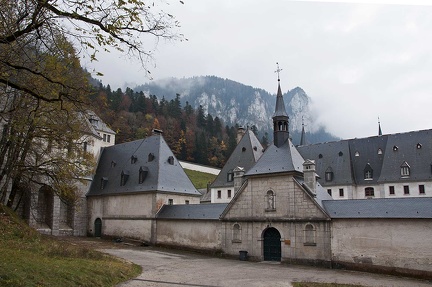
[0,205,140,287]
[184,169,217,190]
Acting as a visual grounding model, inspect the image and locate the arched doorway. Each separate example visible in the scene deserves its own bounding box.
[94,218,102,237]
[263,227,281,261]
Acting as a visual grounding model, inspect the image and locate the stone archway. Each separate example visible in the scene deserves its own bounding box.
[263,227,281,261]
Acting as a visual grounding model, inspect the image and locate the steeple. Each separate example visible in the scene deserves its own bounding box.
[378,117,382,136]
[273,63,289,147]
[300,116,306,146]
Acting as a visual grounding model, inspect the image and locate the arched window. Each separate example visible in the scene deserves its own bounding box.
[266,190,275,210]
[232,223,241,243]
[304,224,316,246]
[365,187,374,197]
[364,163,373,180]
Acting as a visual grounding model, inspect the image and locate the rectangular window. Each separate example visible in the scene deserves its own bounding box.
[327,189,332,196]
[185,200,189,205]
[339,188,344,197]
[389,186,395,195]
[83,141,88,152]
[419,185,425,194]
[217,190,221,199]
[103,134,107,142]
[107,134,111,143]
[168,199,173,205]
[403,185,410,195]
[227,189,232,198]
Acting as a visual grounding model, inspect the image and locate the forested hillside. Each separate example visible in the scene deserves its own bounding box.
[89,84,254,167]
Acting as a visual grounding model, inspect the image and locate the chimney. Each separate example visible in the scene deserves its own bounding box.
[152,129,163,135]
[233,166,245,194]
[303,159,317,194]
[236,126,245,143]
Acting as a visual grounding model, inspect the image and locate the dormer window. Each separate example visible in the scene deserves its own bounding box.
[325,167,333,182]
[167,156,174,165]
[354,151,360,157]
[393,145,398,151]
[111,160,116,167]
[338,151,343,156]
[100,177,108,190]
[120,170,129,186]
[148,153,155,162]
[364,163,373,180]
[377,148,383,155]
[242,147,246,152]
[318,154,323,159]
[227,170,234,182]
[401,161,410,177]
[139,166,149,184]
[417,143,422,149]
[131,155,137,164]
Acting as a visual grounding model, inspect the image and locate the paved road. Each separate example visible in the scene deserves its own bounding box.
[100,246,432,287]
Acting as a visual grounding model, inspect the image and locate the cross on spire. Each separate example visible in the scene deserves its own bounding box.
[275,62,283,82]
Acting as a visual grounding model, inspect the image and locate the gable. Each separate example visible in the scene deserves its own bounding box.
[211,129,263,188]
[221,173,330,221]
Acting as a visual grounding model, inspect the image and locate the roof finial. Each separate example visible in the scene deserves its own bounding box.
[275,62,283,82]
[378,116,382,136]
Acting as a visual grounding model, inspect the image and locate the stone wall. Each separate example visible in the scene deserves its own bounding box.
[331,218,432,277]
[156,220,222,251]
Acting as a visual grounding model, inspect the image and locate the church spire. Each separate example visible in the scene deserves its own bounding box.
[300,116,306,146]
[378,117,382,136]
[273,63,289,147]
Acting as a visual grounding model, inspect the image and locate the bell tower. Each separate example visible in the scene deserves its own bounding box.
[273,63,289,148]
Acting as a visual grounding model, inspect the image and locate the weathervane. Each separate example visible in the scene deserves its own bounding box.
[275,62,283,82]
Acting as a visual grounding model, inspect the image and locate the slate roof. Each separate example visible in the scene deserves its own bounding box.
[87,133,201,196]
[379,129,432,182]
[323,197,432,219]
[297,129,432,186]
[273,83,288,117]
[210,129,263,188]
[156,203,228,220]
[298,140,353,186]
[246,138,304,176]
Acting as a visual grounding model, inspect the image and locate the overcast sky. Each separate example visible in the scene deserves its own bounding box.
[85,0,432,140]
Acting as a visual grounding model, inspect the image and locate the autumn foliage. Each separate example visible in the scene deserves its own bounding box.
[90,85,241,167]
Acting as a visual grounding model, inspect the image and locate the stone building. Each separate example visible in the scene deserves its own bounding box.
[86,129,201,242]
[151,78,432,279]
[21,111,115,236]
[297,124,432,200]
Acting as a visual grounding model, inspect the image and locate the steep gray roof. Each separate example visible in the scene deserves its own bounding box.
[273,83,288,117]
[86,110,115,135]
[157,203,228,220]
[246,138,304,176]
[297,140,353,186]
[323,197,432,219]
[379,129,432,182]
[298,129,432,186]
[210,129,263,188]
[87,134,201,196]
[349,135,388,185]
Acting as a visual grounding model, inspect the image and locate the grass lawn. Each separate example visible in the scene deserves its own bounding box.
[184,169,217,189]
[0,205,141,287]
